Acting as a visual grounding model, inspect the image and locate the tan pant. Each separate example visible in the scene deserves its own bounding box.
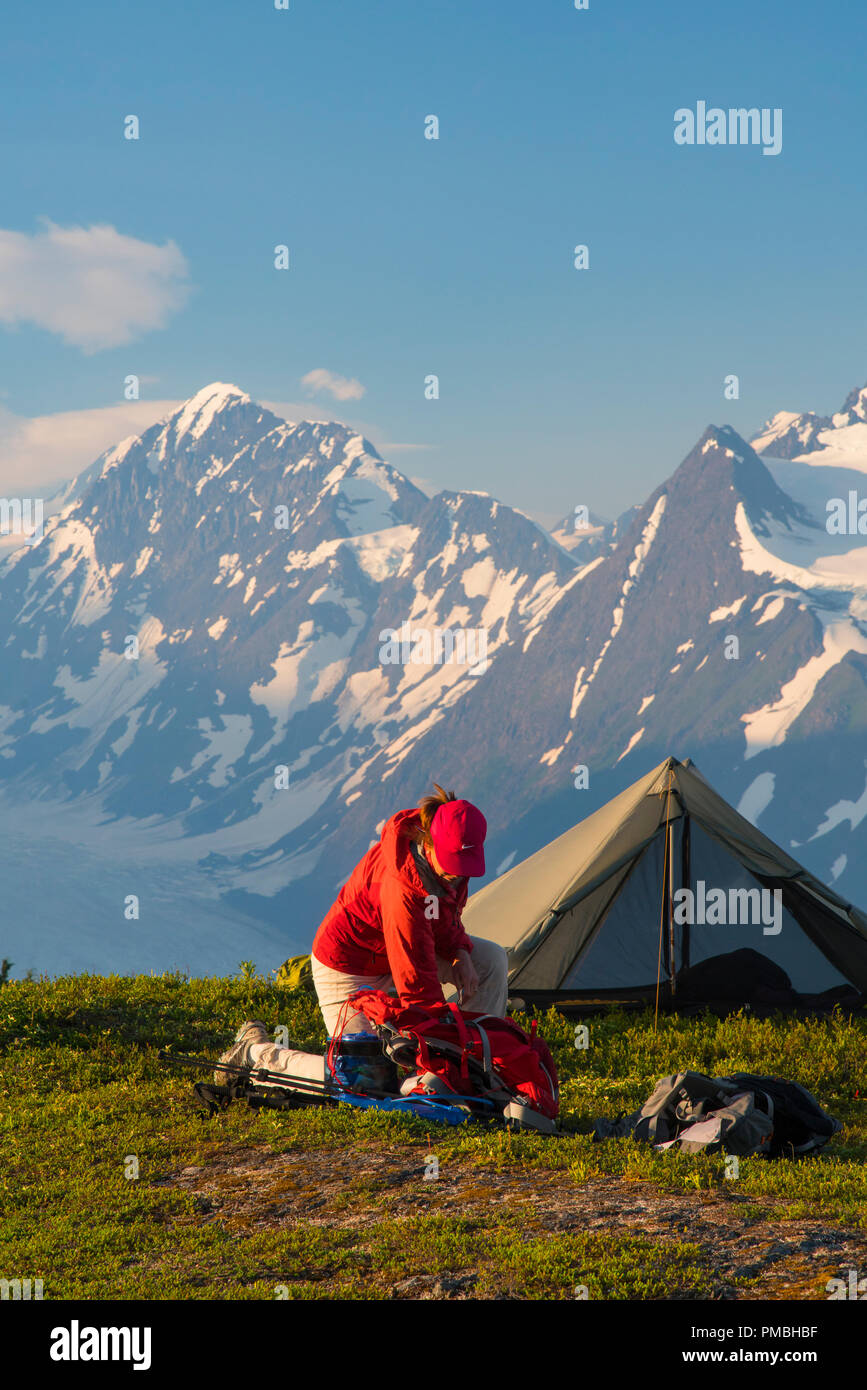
[311,935,510,1035]
[247,1040,327,1086]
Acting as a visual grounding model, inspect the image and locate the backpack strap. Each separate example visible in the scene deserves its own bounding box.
[326,996,363,1082]
[469,1021,495,1090]
[446,1003,471,1082]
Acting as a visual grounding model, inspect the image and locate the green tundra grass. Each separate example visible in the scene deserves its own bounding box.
[0,967,864,1300]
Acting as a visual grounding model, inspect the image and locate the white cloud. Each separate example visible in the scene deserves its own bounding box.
[0,399,181,494]
[300,368,366,402]
[0,219,191,352]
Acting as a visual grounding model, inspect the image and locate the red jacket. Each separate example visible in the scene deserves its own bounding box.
[311,809,474,1009]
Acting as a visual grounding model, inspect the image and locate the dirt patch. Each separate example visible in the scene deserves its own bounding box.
[159,1142,866,1300]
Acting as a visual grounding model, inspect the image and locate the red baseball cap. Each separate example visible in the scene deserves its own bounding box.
[430,799,487,878]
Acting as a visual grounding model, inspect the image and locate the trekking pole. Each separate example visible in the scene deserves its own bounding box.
[157,1050,337,1098]
[158,1050,398,1102]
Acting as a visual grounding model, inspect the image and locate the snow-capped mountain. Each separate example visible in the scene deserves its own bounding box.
[749,381,867,562]
[3,380,867,976]
[549,507,613,556]
[316,419,867,921]
[752,382,867,470]
[549,505,644,558]
[0,384,576,973]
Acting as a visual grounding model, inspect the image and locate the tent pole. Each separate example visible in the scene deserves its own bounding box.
[668,813,677,997]
[681,813,691,971]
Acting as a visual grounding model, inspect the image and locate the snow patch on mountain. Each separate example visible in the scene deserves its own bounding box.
[523,558,603,652]
[616,727,645,761]
[741,611,867,759]
[734,503,867,595]
[31,517,116,627]
[29,617,168,753]
[737,771,775,823]
[190,714,255,789]
[570,494,667,718]
[831,854,848,881]
[99,436,139,479]
[808,763,867,840]
[250,609,365,737]
[709,596,747,622]
[173,383,251,442]
[539,744,566,766]
[752,592,797,625]
[345,524,418,582]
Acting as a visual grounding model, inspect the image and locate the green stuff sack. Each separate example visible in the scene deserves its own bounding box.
[274,954,314,991]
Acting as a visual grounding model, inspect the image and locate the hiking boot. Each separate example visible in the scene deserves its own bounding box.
[214,1020,269,1083]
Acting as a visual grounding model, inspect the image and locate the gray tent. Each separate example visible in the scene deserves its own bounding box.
[463,756,867,1008]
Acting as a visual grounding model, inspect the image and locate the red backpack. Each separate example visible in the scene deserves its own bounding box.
[342,990,560,1127]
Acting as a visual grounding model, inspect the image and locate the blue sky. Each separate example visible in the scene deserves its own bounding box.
[1,0,865,523]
